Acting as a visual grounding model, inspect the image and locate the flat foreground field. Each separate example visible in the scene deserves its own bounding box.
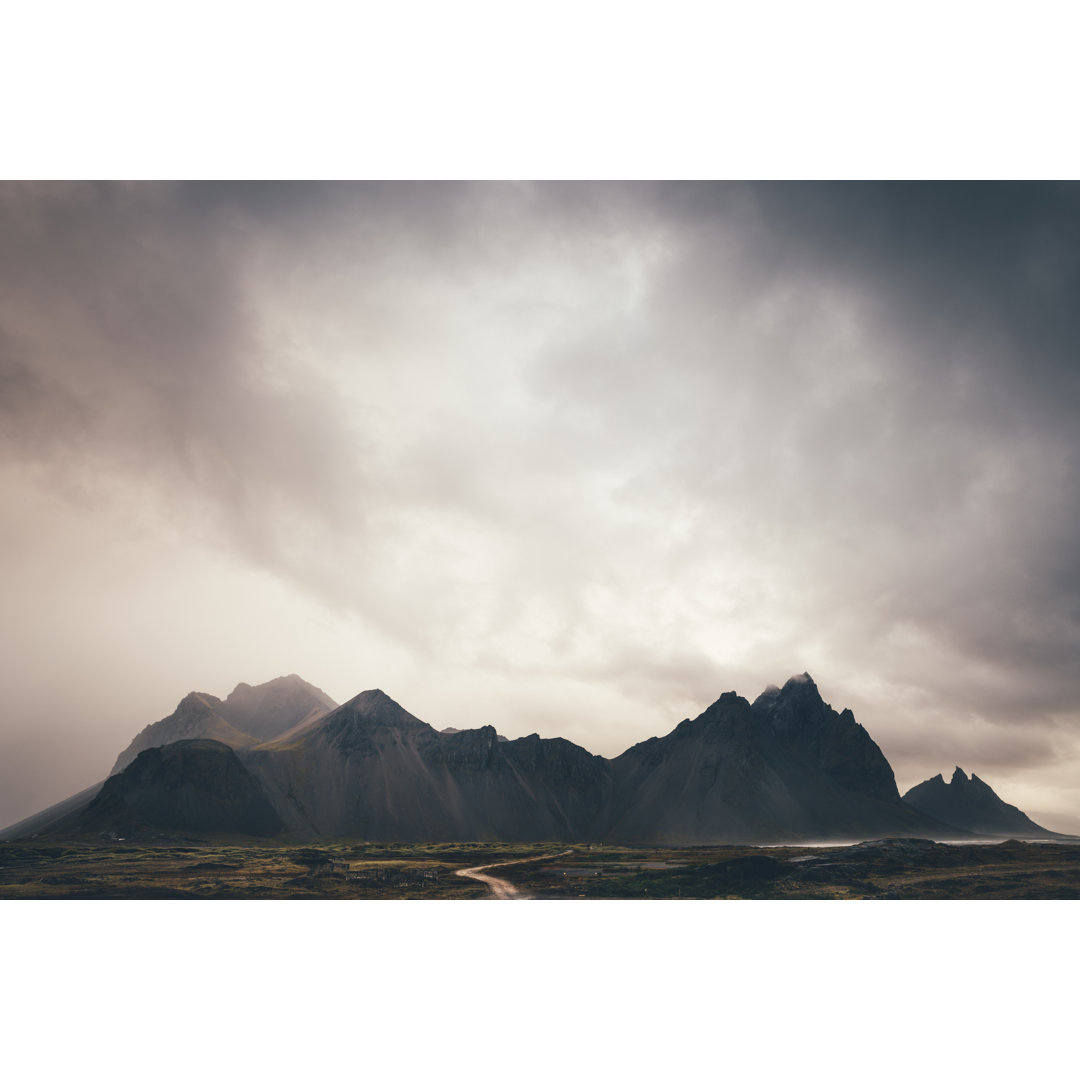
[3,837,1079,900]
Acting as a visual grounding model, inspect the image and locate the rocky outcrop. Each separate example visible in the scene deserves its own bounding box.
[902,767,1059,838]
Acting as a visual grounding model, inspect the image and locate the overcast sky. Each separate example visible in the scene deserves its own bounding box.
[2,181,1078,831]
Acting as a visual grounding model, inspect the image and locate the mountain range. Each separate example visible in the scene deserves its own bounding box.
[0,672,1064,844]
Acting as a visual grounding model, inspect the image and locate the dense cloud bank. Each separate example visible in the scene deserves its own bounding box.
[2,182,1078,828]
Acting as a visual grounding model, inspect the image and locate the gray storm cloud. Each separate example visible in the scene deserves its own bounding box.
[1,181,1078,829]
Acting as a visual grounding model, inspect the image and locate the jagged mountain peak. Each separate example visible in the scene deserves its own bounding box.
[903,768,1058,838]
[695,690,751,723]
[755,676,829,723]
[748,674,900,803]
[782,671,819,693]
[944,768,994,795]
[752,673,824,713]
[751,684,781,708]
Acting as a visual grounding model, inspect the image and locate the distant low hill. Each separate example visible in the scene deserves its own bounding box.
[4,672,1062,845]
[902,767,1061,838]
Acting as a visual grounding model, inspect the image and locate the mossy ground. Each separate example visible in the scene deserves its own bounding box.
[0,839,563,899]
[3,837,1079,899]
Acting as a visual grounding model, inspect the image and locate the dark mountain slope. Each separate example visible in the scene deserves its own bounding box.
[79,740,284,838]
[903,767,1061,838]
[243,689,611,840]
[0,781,105,841]
[750,673,898,800]
[603,675,960,843]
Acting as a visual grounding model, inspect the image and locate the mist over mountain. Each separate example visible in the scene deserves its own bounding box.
[902,767,1060,838]
[5,672,1063,844]
[111,675,337,774]
[0,782,105,842]
[222,675,338,742]
[4,181,1080,848]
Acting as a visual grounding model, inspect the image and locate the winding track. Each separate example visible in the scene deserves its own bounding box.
[455,849,573,899]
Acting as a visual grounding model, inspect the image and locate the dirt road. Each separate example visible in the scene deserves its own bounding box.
[455,849,573,899]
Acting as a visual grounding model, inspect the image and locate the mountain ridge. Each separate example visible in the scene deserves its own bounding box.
[4,672,1065,844]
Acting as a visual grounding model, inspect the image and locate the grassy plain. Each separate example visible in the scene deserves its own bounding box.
[2,837,1079,899]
